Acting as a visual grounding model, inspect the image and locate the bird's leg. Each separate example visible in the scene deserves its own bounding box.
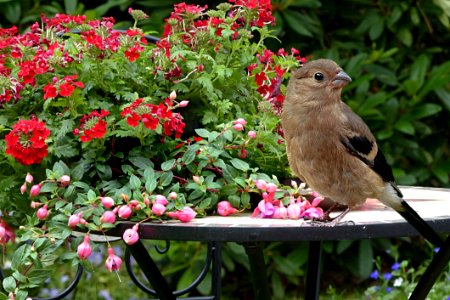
[309,207,352,227]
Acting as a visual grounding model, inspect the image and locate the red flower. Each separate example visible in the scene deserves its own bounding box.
[5,118,50,165]
[43,83,58,99]
[59,82,75,97]
[77,110,110,142]
[124,44,144,62]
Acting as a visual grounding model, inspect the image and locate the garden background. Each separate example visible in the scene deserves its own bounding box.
[1,0,450,299]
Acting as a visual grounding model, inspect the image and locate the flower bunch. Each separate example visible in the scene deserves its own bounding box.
[0,1,306,298]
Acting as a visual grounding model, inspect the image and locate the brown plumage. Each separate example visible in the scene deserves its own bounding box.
[281,59,443,247]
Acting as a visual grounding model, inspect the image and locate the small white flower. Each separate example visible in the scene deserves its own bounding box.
[393,277,403,287]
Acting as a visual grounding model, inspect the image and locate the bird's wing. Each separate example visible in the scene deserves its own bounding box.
[339,105,403,198]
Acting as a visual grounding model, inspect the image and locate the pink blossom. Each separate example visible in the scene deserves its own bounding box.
[311,196,324,207]
[273,202,288,219]
[258,200,275,218]
[100,211,116,224]
[248,130,257,139]
[25,173,33,183]
[0,226,5,239]
[167,207,197,222]
[287,199,301,219]
[234,118,247,126]
[154,195,168,206]
[123,224,139,245]
[37,204,49,220]
[169,90,177,101]
[68,213,82,228]
[151,203,166,216]
[105,247,122,272]
[30,184,41,197]
[233,123,244,131]
[100,196,115,208]
[217,201,238,216]
[266,183,277,193]
[169,192,177,200]
[302,207,324,219]
[178,100,189,108]
[255,179,267,191]
[118,205,132,219]
[77,235,92,259]
[20,183,27,194]
[60,175,70,186]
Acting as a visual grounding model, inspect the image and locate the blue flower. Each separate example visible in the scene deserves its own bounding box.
[383,272,393,281]
[370,270,379,280]
[391,262,401,271]
[60,275,69,283]
[99,290,113,300]
[434,247,440,253]
[386,287,392,293]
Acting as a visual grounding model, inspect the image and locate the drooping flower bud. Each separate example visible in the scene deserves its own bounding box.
[20,184,27,195]
[25,173,34,184]
[247,130,257,139]
[234,118,247,126]
[169,192,177,200]
[100,196,115,208]
[217,201,238,216]
[255,179,267,191]
[266,183,277,193]
[100,211,117,224]
[123,224,139,245]
[30,184,41,197]
[60,175,71,186]
[118,205,132,219]
[167,207,197,222]
[37,204,49,220]
[77,235,92,260]
[287,199,301,219]
[233,123,244,131]
[105,247,123,272]
[68,213,82,228]
[178,100,189,108]
[154,195,168,206]
[151,203,166,216]
[273,202,288,219]
[169,90,177,101]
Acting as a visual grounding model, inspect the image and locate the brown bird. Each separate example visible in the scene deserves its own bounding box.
[281,58,443,247]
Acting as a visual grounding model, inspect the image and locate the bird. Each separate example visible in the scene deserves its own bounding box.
[281,58,443,247]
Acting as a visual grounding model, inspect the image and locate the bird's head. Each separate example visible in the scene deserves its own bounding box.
[287,59,352,99]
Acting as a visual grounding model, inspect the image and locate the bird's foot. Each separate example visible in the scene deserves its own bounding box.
[307,207,352,227]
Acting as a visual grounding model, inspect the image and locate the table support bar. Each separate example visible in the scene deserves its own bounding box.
[305,241,323,300]
[243,242,271,300]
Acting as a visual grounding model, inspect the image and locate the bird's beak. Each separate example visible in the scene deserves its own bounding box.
[332,70,352,88]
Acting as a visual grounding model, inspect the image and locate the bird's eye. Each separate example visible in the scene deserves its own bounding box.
[314,72,324,81]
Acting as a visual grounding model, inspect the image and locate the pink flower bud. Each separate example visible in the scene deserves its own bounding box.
[118,205,132,219]
[123,225,139,245]
[144,197,150,206]
[68,213,82,228]
[167,207,197,222]
[311,196,324,207]
[169,192,177,200]
[20,184,27,195]
[217,201,238,216]
[234,118,247,126]
[25,173,33,184]
[302,207,324,219]
[233,123,244,131]
[77,235,92,260]
[30,201,42,209]
[37,204,49,220]
[105,247,122,272]
[169,90,177,101]
[0,226,5,239]
[247,130,256,139]
[129,200,140,207]
[193,176,201,184]
[100,211,116,224]
[287,200,301,219]
[30,184,41,197]
[60,175,70,186]
[255,179,267,191]
[151,203,166,216]
[100,196,115,208]
[178,100,189,107]
[273,203,288,219]
[238,148,248,158]
[154,195,168,206]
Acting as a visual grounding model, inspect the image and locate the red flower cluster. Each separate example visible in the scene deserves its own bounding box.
[121,98,186,138]
[5,118,50,165]
[75,110,110,142]
[43,75,84,99]
[229,0,275,27]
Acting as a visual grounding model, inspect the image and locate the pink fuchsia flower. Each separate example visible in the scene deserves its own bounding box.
[30,184,41,197]
[25,173,33,183]
[266,183,277,193]
[302,207,324,219]
[68,213,82,228]
[234,118,247,126]
[154,195,168,206]
[273,202,288,219]
[77,235,92,260]
[178,100,189,108]
[287,199,301,219]
[123,224,139,245]
[167,207,197,222]
[217,201,238,216]
[233,123,244,131]
[20,183,27,194]
[36,204,49,220]
[169,90,177,101]
[151,203,166,216]
[100,196,115,208]
[105,247,123,272]
[118,205,132,219]
[100,211,117,224]
[0,220,15,244]
[60,175,70,186]
[248,130,257,139]
[256,200,275,218]
[255,179,267,191]
[169,192,177,200]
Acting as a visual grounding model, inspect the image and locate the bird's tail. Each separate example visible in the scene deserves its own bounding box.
[397,200,444,247]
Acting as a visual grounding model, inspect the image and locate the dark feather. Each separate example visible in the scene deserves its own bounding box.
[340,135,402,197]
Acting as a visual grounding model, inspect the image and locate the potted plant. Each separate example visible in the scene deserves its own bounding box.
[0,1,320,298]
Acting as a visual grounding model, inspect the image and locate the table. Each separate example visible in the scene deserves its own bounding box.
[105,186,450,300]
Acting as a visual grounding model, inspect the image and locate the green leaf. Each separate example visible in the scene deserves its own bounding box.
[406,104,442,120]
[397,27,412,46]
[409,54,429,89]
[394,119,415,135]
[161,159,175,171]
[182,147,197,165]
[230,158,249,172]
[87,189,97,201]
[2,276,16,293]
[12,244,29,269]
[195,128,210,139]
[357,240,373,278]
[129,174,141,190]
[159,171,173,186]
[282,10,313,37]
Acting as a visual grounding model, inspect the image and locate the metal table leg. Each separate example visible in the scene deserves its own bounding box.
[243,242,271,300]
[305,241,323,300]
[126,239,176,300]
[409,235,450,300]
